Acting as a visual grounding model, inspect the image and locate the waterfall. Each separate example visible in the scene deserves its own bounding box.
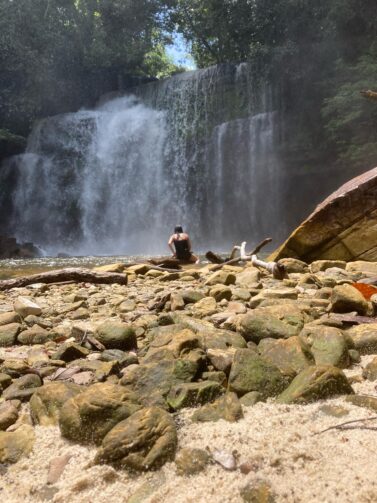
[0,63,284,256]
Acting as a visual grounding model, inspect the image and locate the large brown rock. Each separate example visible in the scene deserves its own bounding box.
[228,349,291,398]
[270,167,377,262]
[30,382,83,426]
[277,365,353,404]
[0,425,35,463]
[59,383,142,445]
[95,321,137,350]
[94,407,177,471]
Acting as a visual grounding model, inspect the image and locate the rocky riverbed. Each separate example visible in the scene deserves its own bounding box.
[2,259,377,502]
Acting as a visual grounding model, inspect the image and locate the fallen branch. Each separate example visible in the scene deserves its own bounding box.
[0,267,128,291]
[314,415,377,435]
[86,335,106,351]
[328,313,377,325]
[251,255,288,280]
[205,251,224,264]
[148,257,182,270]
[211,238,272,271]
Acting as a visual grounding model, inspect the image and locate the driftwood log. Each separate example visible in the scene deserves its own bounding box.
[210,238,273,271]
[0,267,128,291]
[148,257,182,269]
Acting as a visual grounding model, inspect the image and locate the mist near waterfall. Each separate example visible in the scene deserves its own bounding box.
[0,64,284,256]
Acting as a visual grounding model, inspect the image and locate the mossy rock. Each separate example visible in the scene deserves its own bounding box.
[167,381,223,410]
[95,407,177,471]
[228,349,291,398]
[95,321,137,350]
[0,425,35,464]
[277,365,354,404]
[120,359,198,407]
[191,392,243,422]
[30,382,83,426]
[59,383,142,445]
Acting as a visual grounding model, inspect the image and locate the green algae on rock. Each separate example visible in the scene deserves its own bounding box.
[277,365,354,404]
[95,407,177,471]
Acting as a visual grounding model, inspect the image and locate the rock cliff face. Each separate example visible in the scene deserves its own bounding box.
[270,166,377,262]
[0,236,41,259]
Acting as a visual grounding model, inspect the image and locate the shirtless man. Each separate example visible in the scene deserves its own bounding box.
[168,226,199,264]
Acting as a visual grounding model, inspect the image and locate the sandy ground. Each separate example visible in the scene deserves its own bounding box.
[1,357,377,503]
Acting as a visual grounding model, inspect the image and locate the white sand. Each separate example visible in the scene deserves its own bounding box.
[2,373,377,503]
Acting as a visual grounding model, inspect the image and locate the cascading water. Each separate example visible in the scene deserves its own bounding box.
[0,63,284,255]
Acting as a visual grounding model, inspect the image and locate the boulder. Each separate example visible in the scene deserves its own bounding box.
[204,271,236,286]
[93,263,126,273]
[345,394,377,412]
[52,342,90,362]
[237,311,299,343]
[269,167,377,262]
[0,234,39,259]
[258,337,312,378]
[126,264,151,275]
[67,359,119,381]
[101,349,138,368]
[346,261,377,275]
[228,349,291,398]
[0,425,35,463]
[95,322,137,350]
[144,329,203,363]
[191,392,243,422]
[0,359,30,377]
[310,260,347,273]
[0,311,21,326]
[235,268,261,287]
[209,285,232,302]
[118,300,136,313]
[190,297,217,318]
[201,329,247,351]
[17,325,50,345]
[0,373,12,392]
[119,359,198,407]
[27,346,49,366]
[180,290,205,304]
[330,284,369,315]
[59,383,142,445]
[3,374,42,401]
[277,365,353,404]
[14,297,42,318]
[0,401,19,430]
[347,324,377,354]
[207,348,237,374]
[299,325,350,368]
[170,293,185,311]
[0,323,21,347]
[30,382,83,426]
[94,407,177,471]
[362,357,377,381]
[167,381,223,410]
[240,391,264,406]
[278,258,309,274]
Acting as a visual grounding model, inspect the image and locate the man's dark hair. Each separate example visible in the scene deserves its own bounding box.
[174,226,183,233]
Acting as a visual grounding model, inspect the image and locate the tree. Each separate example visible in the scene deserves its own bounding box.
[0,0,178,135]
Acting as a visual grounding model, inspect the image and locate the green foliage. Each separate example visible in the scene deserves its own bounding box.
[323,50,377,168]
[169,0,377,169]
[0,0,179,134]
